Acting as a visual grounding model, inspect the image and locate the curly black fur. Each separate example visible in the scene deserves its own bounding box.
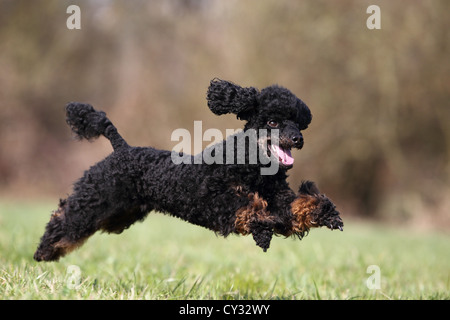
[34,79,342,262]
[207,78,259,120]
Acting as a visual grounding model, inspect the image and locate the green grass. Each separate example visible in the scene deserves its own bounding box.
[0,201,449,300]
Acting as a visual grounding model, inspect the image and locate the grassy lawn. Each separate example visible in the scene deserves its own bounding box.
[0,201,449,300]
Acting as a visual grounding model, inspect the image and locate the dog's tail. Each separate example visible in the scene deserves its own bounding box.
[65,102,128,151]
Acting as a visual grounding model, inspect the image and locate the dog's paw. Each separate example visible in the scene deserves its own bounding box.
[251,226,273,252]
[290,185,344,236]
[310,195,344,231]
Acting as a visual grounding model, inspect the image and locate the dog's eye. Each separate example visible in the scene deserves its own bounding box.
[267,120,278,128]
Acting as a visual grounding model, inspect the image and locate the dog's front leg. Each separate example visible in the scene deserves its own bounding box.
[260,180,298,237]
[234,193,275,252]
[289,181,343,237]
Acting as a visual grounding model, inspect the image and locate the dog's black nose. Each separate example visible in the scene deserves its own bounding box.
[292,135,304,148]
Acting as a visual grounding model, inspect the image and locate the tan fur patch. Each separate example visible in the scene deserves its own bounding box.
[53,237,88,257]
[234,193,274,235]
[288,195,320,236]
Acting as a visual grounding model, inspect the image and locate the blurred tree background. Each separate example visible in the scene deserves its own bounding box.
[0,0,448,229]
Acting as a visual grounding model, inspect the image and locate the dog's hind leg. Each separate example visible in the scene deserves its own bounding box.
[33,199,95,262]
[34,196,152,262]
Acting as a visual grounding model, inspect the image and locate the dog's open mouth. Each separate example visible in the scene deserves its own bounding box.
[270,144,294,167]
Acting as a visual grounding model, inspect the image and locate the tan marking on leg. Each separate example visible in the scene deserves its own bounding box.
[288,195,320,236]
[234,193,274,235]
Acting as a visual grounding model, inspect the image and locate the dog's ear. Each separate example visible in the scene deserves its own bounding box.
[298,180,321,196]
[206,79,259,121]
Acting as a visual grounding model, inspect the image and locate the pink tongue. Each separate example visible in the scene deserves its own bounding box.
[271,144,294,166]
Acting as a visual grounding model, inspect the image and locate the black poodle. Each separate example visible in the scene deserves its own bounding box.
[34,79,343,262]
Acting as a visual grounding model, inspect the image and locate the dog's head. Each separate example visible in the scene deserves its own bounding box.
[207,79,312,170]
